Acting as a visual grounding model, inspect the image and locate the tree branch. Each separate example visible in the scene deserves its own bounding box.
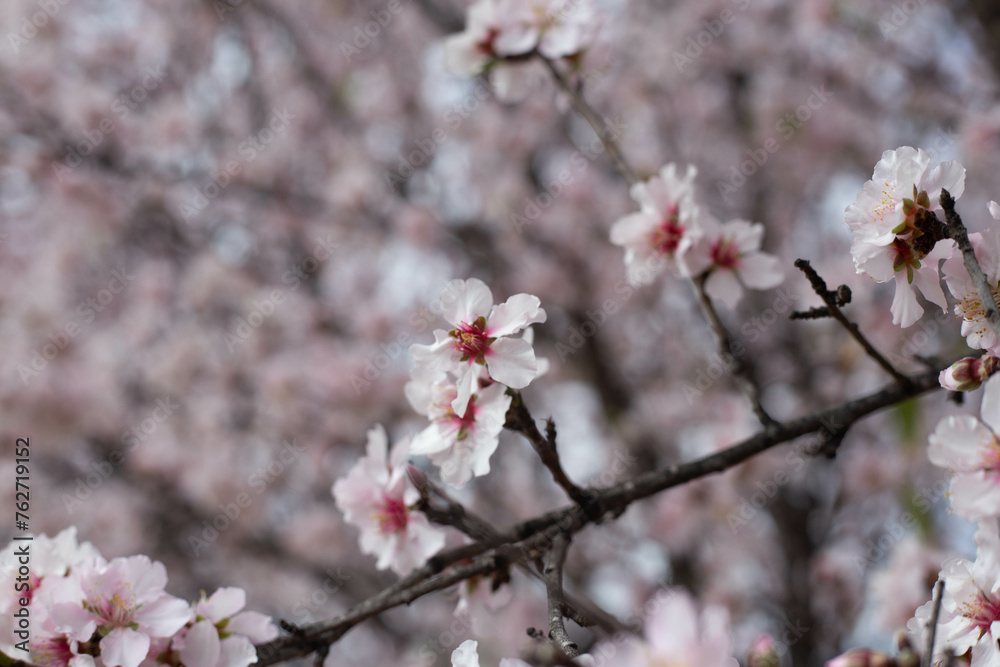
[792,259,910,384]
[543,534,579,657]
[940,189,1000,345]
[922,579,946,667]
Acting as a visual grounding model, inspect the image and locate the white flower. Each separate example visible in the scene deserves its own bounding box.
[908,521,1000,667]
[174,587,278,667]
[609,164,703,286]
[844,146,964,328]
[942,227,1000,354]
[593,589,739,667]
[928,375,1000,521]
[450,639,534,667]
[406,376,512,488]
[332,425,447,575]
[683,218,784,308]
[409,278,546,418]
[50,556,193,667]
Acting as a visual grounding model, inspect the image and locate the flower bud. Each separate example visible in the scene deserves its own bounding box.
[939,355,1000,391]
[825,648,894,667]
[405,463,428,496]
[747,634,780,667]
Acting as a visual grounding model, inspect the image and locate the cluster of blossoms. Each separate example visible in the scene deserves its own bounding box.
[0,528,277,667]
[444,0,601,97]
[334,278,547,574]
[609,164,784,307]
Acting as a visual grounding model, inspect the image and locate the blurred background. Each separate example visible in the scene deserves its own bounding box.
[1,0,999,664]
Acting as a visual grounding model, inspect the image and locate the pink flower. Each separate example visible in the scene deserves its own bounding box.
[844,147,964,328]
[746,635,780,667]
[609,164,703,285]
[406,376,512,488]
[50,556,192,667]
[683,218,784,308]
[942,227,1000,353]
[174,587,278,667]
[443,0,506,78]
[927,375,1000,521]
[908,521,1000,667]
[409,278,546,418]
[595,589,739,667]
[332,425,447,575]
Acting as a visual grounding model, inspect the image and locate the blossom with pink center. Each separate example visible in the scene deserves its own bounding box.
[50,556,192,667]
[609,163,704,285]
[908,521,1000,667]
[406,376,512,488]
[409,278,546,418]
[591,588,739,667]
[844,147,964,328]
[683,218,785,308]
[332,425,447,575]
[927,375,1000,521]
[443,0,601,79]
[173,587,278,667]
[942,226,1000,354]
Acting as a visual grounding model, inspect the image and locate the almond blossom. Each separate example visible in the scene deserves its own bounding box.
[406,374,512,488]
[409,278,546,418]
[942,226,1000,354]
[332,425,448,575]
[927,375,1000,522]
[50,556,192,667]
[443,0,601,79]
[173,588,278,667]
[844,147,964,327]
[593,588,739,667]
[609,163,703,286]
[683,218,785,308]
[940,355,1000,392]
[908,521,1000,667]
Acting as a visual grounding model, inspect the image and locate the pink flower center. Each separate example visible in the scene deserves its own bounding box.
[31,636,76,667]
[22,572,42,603]
[84,586,137,629]
[962,593,1000,634]
[477,28,498,57]
[449,316,494,363]
[649,207,685,256]
[377,496,410,535]
[433,393,479,439]
[711,237,741,269]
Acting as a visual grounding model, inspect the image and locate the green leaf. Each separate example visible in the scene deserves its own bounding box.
[894,398,920,444]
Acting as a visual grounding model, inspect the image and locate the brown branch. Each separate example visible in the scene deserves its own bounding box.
[540,58,638,187]
[255,364,946,666]
[692,274,777,428]
[543,534,578,657]
[792,259,910,385]
[505,394,596,509]
[940,189,1000,344]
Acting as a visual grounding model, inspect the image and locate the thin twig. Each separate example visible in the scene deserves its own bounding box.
[505,394,596,509]
[940,189,1000,345]
[544,534,579,657]
[922,579,946,667]
[692,274,778,428]
[540,57,638,187]
[793,259,910,385]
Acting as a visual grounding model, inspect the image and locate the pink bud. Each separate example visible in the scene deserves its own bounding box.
[747,634,780,667]
[939,355,1000,391]
[406,463,428,494]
